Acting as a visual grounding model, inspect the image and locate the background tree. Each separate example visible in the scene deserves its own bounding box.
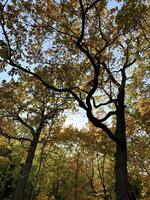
[0,75,67,200]
[126,64,150,199]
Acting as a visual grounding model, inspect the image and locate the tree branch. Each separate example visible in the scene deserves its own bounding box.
[0,128,32,143]
[123,58,136,69]
[92,97,116,108]
[86,111,121,145]
[16,115,35,135]
[101,62,120,87]
[85,0,102,13]
[86,66,100,111]
[0,8,12,58]
[98,111,116,123]
[78,0,85,44]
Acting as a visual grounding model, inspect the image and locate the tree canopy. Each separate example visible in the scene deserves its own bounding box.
[0,0,149,200]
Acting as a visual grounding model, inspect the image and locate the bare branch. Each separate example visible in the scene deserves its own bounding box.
[92,97,116,108]
[86,65,100,111]
[70,90,87,110]
[77,0,85,44]
[86,111,121,145]
[98,111,116,123]
[16,115,35,135]
[123,58,136,69]
[3,0,9,8]
[75,42,97,67]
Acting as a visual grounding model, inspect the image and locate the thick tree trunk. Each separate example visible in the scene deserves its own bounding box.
[115,142,128,200]
[115,88,129,200]
[14,133,40,200]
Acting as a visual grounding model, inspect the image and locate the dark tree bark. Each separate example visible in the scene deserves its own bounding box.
[14,132,40,200]
[115,88,128,200]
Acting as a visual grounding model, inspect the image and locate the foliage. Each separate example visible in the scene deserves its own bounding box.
[0,0,149,199]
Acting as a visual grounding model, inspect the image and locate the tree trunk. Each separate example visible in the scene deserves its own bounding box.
[97,153,108,200]
[115,88,129,200]
[75,152,80,200]
[115,142,128,200]
[14,133,40,200]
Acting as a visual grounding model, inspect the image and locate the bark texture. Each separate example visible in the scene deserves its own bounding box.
[115,88,128,200]
[14,133,40,200]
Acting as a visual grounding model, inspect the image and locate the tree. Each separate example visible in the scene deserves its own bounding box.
[0,0,149,199]
[33,125,116,200]
[0,75,67,200]
[126,64,150,199]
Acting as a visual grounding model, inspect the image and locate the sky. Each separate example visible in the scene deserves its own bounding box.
[64,108,88,130]
[0,67,12,82]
